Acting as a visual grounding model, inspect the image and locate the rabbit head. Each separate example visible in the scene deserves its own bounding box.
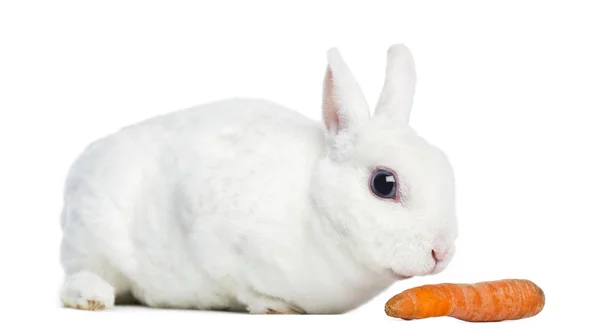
[311,44,458,279]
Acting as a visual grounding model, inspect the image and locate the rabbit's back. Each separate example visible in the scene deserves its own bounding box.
[59,98,328,309]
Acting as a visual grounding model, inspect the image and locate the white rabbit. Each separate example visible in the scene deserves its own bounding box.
[59,44,458,314]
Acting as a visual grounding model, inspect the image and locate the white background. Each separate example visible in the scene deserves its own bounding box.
[1,0,597,334]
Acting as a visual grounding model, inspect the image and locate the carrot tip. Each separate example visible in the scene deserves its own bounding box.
[534,283,545,299]
[384,292,417,319]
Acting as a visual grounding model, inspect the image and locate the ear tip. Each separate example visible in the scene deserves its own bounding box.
[387,43,413,59]
[327,47,343,63]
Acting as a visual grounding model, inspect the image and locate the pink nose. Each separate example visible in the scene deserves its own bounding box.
[432,249,448,262]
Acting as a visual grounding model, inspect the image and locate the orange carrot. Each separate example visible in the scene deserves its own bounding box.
[384,279,545,322]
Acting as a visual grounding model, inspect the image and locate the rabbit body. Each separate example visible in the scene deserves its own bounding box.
[59,45,458,314]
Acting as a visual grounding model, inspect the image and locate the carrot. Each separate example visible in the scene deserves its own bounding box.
[384,279,545,322]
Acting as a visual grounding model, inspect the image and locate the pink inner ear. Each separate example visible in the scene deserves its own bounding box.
[323,67,340,132]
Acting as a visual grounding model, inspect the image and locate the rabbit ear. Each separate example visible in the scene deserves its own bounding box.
[322,48,370,135]
[374,44,416,124]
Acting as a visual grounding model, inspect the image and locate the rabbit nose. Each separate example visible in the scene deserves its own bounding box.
[432,249,448,262]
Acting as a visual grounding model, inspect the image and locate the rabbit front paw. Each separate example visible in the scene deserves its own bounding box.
[240,290,304,314]
[60,271,115,311]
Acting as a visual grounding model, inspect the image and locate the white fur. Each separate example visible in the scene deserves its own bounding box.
[59,44,458,314]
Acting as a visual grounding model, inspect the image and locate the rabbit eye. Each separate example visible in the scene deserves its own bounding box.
[370,168,398,200]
